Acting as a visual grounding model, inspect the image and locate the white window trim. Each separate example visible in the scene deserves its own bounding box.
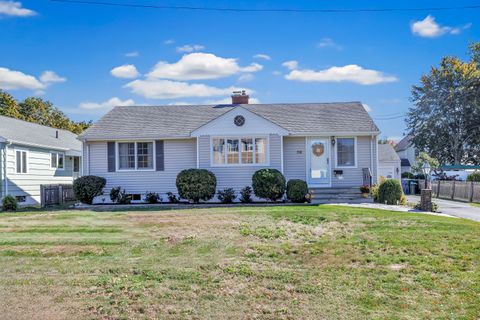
[335,136,358,169]
[210,135,270,167]
[116,141,156,172]
[50,151,65,171]
[15,148,29,174]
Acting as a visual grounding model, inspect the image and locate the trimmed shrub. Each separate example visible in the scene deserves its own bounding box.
[467,172,480,182]
[145,191,161,204]
[286,179,308,203]
[401,172,415,179]
[109,187,131,204]
[166,192,179,204]
[378,179,404,205]
[239,186,253,203]
[217,188,236,204]
[73,175,106,205]
[252,169,286,202]
[176,169,216,203]
[2,195,18,211]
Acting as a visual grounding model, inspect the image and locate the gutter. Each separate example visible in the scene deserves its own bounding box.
[1,141,10,198]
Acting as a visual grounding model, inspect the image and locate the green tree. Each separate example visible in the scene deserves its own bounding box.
[406,43,480,165]
[0,90,91,134]
[411,152,439,174]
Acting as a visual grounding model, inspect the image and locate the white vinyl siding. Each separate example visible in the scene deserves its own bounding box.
[86,139,196,199]
[5,144,75,205]
[283,137,306,181]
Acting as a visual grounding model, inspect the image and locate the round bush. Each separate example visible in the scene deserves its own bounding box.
[2,195,18,211]
[378,179,404,205]
[176,169,216,203]
[467,172,480,182]
[286,179,308,203]
[252,169,286,202]
[73,175,106,205]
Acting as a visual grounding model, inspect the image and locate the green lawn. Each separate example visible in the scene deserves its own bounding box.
[0,205,478,319]
[470,202,480,208]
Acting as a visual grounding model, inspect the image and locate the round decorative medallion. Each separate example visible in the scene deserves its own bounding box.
[234,115,245,126]
[311,142,325,157]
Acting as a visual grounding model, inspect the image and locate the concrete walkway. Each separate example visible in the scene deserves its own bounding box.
[407,195,480,222]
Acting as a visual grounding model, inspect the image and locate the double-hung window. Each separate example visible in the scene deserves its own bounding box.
[50,152,64,170]
[15,150,28,174]
[336,138,356,167]
[118,142,154,170]
[212,137,267,165]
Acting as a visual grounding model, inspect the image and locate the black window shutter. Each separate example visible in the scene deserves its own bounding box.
[156,140,164,171]
[107,142,116,172]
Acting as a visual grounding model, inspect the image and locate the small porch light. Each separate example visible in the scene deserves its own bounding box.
[331,136,336,146]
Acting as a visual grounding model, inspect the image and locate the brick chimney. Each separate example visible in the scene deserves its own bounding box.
[231,90,249,104]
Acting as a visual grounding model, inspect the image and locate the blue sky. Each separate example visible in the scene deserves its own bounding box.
[0,1,478,140]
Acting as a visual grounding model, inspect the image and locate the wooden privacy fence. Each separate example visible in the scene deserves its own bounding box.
[426,180,480,203]
[40,184,76,207]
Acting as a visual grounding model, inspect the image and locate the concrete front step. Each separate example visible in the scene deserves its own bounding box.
[308,187,367,202]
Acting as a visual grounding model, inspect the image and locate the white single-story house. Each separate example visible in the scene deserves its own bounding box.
[79,92,380,203]
[395,135,417,173]
[378,143,401,180]
[0,115,82,205]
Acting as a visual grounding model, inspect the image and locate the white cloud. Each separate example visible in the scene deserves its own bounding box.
[147,53,262,80]
[79,97,135,110]
[110,64,140,79]
[0,67,45,90]
[317,38,342,50]
[125,51,139,57]
[284,64,397,85]
[0,1,36,17]
[176,44,205,53]
[411,15,470,38]
[253,54,271,60]
[282,60,298,70]
[238,74,254,82]
[362,103,372,112]
[125,78,249,100]
[164,39,175,45]
[40,71,66,84]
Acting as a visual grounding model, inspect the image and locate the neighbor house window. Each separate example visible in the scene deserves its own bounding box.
[50,152,64,170]
[118,142,154,170]
[336,138,356,167]
[15,150,28,174]
[212,137,268,165]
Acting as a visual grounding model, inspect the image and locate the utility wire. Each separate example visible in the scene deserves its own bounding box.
[49,0,480,13]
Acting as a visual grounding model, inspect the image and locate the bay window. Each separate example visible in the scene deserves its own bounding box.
[118,142,154,170]
[336,137,356,167]
[212,137,268,165]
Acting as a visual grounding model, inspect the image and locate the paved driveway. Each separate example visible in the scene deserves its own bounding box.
[406,195,480,222]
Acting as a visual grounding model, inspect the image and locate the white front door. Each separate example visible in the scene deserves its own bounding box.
[306,138,330,186]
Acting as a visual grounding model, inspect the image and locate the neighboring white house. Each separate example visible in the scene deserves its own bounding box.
[0,116,82,205]
[395,135,417,173]
[378,143,401,180]
[79,93,381,203]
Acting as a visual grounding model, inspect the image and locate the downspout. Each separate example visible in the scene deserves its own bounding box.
[2,142,11,198]
[280,135,284,174]
[370,135,374,185]
[196,137,200,169]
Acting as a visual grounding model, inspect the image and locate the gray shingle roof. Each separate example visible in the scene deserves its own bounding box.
[394,135,412,152]
[378,144,401,162]
[79,102,380,140]
[0,115,81,152]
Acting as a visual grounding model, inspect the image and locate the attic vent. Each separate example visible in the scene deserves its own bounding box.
[234,115,245,126]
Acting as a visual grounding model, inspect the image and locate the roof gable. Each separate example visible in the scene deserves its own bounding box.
[191,106,289,136]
